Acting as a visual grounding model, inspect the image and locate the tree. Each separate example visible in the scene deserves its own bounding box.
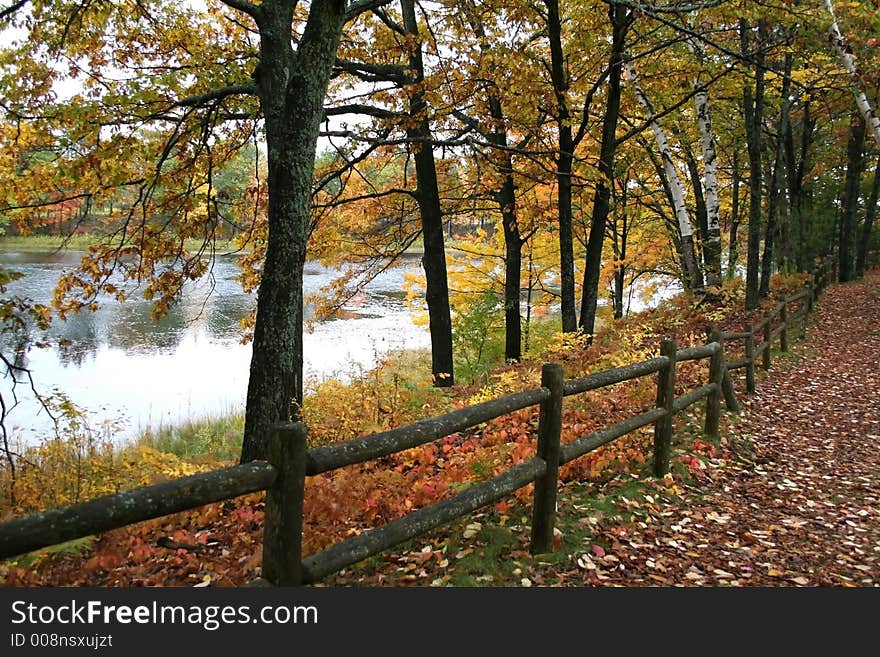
[0,0,394,463]
[840,110,866,283]
[624,60,703,293]
[741,18,766,310]
[578,2,632,338]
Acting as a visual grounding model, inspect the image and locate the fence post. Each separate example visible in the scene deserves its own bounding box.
[652,339,677,478]
[762,314,772,370]
[263,422,308,586]
[745,323,757,393]
[707,327,741,414]
[530,363,564,554]
[802,278,813,338]
[705,330,724,437]
[780,303,789,352]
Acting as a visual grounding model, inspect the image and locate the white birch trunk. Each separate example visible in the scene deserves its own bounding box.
[691,40,723,287]
[825,0,880,148]
[625,61,704,290]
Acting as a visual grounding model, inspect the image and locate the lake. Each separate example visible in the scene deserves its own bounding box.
[0,249,431,446]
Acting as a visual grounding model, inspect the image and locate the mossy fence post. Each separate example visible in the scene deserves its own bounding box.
[530,363,564,554]
[745,323,757,393]
[652,339,677,477]
[705,330,724,437]
[263,422,308,586]
[780,303,789,352]
[763,315,772,370]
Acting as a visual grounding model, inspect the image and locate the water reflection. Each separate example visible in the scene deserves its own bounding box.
[0,250,429,445]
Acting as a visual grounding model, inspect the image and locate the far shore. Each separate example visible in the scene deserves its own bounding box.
[0,234,446,258]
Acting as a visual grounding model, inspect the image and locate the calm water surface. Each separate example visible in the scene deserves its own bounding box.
[0,250,430,445]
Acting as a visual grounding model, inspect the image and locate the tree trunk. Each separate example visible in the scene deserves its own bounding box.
[241,0,346,463]
[728,142,741,279]
[626,61,703,292]
[544,0,577,333]
[826,0,880,148]
[760,54,792,297]
[693,67,723,287]
[464,2,524,361]
[579,4,630,337]
[741,18,766,310]
[856,154,880,277]
[840,110,866,283]
[786,100,815,269]
[402,0,454,386]
[492,146,522,361]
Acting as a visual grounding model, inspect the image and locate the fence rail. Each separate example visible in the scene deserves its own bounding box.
[0,259,832,586]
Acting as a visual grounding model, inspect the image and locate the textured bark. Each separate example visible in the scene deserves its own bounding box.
[728,144,741,279]
[242,0,347,462]
[501,181,524,361]
[826,0,880,148]
[760,54,792,297]
[626,61,703,292]
[855,154,880,278]
[545,0,577,333]
[741,19,766,311]
[784,100,814,270]
[682,141,709,272]
[402,0,454,386]
[840,111,866,283]
[609,183,628,319]
[692,54,722,287]
[0,462,276,559]
[462,3,524,361]
[579,4,630,336]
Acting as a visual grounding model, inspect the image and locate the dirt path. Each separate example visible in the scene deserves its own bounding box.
[566,270,880,587]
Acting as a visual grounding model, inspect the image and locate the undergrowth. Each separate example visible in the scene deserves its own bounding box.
[0,272,811,583]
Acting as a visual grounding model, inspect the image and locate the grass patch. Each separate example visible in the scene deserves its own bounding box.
[0,234,243,254]
[137,412,246,465]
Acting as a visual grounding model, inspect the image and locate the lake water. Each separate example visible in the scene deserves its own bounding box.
[0,250,431,446]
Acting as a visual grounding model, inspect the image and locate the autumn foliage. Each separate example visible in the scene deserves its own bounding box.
[0,272,811,587]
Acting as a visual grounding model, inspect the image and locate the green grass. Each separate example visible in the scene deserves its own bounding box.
[4,536,96,569]
[0,233,244,254]
[137,412,246,465]
[0,234,98,252]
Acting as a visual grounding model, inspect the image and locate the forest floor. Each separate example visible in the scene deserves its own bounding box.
[548,267,880,587]
[3,270,878,587]
[324,269,880,587]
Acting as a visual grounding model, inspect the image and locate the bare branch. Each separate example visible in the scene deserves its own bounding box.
[371,7,406,35]
[614,63,733,147]
[325,104,402,120]
[175,84,257,108]
[0,0,29,21]
[608,0,728,13]
[345,0,394,23]
[217,0,261,21]
[334,58,411,84]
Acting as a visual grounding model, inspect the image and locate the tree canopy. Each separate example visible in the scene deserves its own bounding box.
[2,0,879,460]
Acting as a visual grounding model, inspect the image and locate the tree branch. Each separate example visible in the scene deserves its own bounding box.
[334,58,411,84]
[371,7,406,34]
[345,0,395,22]
[615,63,733,147]
[175,84,257,108]
[217,0,261,22]
[0,0,29,21]
[608,0,728,13]
[325,104,402,120]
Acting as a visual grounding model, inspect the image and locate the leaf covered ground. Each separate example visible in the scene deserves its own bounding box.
[327,270,880,587]
[2,271,878,587]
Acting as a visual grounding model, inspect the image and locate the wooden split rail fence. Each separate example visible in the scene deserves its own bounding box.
[0,260,832,585]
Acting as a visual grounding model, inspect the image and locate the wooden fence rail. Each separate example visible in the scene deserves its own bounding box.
[0,259,832,586]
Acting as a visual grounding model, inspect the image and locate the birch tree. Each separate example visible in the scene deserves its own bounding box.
[624,61,704,292]
[825,0,880,148]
